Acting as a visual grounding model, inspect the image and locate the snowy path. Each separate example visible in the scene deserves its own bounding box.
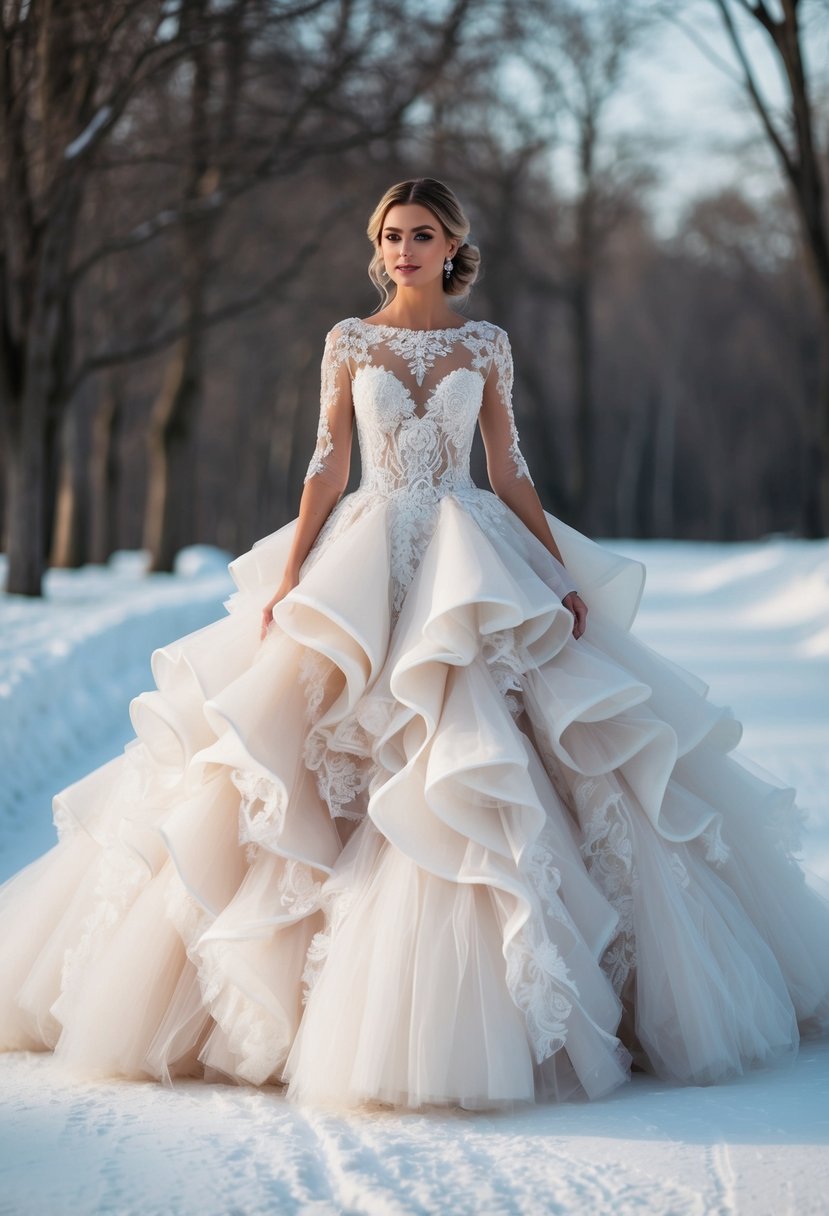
[2,1041,828,1216]
[0,538,828,1216]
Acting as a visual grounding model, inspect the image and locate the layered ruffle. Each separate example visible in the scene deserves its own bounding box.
[1,489,828,1110]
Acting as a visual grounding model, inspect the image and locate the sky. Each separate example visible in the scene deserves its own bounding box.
[559,2,829,235]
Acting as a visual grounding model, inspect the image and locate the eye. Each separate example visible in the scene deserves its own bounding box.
[383,233,401,241]
[414,232,432,240]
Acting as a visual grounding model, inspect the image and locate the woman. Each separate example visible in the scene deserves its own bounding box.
[1,178,828,1113]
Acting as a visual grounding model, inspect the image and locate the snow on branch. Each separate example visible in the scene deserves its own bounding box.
[64,106,113,160]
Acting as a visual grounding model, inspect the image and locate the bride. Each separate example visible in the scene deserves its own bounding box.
[1,177,828,1112]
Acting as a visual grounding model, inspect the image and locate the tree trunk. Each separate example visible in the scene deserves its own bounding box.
[615,389,650,537]
[143,0,214,574]
[143,318,204,573]
[4,345,55,596]
[801,312,829,538]
[570,122,597,534]
[651,371,677,538]
[713,0,829,535]
[50,405,88,568]
[570,272,593,532]
[2,187,80,595]
[285,339,315,517]
[3,413,46,596]
[820,320,829,535]
[89,375,122,565]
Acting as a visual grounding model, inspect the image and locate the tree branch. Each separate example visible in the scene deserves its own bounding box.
[660,9,745,86]
[70,0,473,284]
[67,202,346,396]
[734,0,777,36]
[713,0,797,182]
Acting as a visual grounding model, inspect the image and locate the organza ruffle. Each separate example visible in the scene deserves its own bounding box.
[1,489,828,1110]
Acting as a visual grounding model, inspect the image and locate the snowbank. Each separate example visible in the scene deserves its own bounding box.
[0,548,233,873]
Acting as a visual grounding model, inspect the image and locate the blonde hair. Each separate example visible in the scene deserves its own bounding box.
[366,178,481,308]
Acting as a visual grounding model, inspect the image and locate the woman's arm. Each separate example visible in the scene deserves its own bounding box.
[478,327,587,639]
[260,325,354,639]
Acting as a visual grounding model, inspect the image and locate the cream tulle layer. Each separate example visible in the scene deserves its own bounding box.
[1,490,829,1111]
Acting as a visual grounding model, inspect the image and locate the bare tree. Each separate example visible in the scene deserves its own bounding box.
[0,2,207,595]
[1,0,476,593]
[691,0,829,535]
[523,1,647,530]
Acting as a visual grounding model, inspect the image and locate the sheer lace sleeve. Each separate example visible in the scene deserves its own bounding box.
[479,326,578,603]
[303,323,355,489]
[479,327,534,493]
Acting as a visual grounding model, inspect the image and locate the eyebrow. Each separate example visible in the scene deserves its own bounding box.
[382,224,436,232]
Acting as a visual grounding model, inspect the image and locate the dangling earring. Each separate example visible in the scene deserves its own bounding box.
[444,256,454,279]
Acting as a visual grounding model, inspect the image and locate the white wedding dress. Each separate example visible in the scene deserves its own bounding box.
[1,315,828,1111]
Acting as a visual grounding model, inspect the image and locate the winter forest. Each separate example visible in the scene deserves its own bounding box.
[1,0,829,599]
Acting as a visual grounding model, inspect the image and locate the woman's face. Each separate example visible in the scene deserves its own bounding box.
[379,203,458,292]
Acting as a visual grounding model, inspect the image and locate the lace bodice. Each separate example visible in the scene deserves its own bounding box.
[300,315,578,618]
[303,316,532,497]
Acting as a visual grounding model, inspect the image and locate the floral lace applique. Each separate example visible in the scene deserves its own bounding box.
[301,689,380,822]
[668,850,691,889]
[304,321,376,483]
[571,774,639,998]
[297,647,334,724]
[481,627,530,721]
[300,886,357,1004]
[700,814,731,865]
[277,858,324,918]
[491,328,533,485]
[380,320,476,386]
[232,768,288,852]
[303,737,371,822]
[505,819,583,1064]
[504,922,575,1065]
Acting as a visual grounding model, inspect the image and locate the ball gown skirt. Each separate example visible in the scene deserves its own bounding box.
[1,315,828,1113]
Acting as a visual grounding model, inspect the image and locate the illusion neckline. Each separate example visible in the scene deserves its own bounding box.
[354,316,477,336]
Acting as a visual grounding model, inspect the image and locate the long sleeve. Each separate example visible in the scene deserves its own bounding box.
[478,327,534,492]
[479,326,578,603]
[303,324,354,491]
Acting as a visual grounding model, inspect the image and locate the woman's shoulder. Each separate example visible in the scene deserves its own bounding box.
[470,317,508,342]
[324,316,365,341]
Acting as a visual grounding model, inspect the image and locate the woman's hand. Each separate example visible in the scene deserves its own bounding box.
[562,590,587,640]
[260,571,299,641]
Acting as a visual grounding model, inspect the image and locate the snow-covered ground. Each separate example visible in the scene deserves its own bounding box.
[0,547,234,878]
[1,537,828,1216]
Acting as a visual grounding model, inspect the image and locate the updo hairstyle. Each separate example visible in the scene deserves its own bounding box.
[366,177,481,307]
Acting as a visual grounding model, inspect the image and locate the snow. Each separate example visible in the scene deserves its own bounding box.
[1,537,828,1216]
[0,549,234,877]
[63,105,113,160]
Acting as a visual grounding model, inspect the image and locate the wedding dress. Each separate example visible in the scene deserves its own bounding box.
[1,315,828,1112]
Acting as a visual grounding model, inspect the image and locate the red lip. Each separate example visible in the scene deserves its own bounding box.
[397,265,419,270]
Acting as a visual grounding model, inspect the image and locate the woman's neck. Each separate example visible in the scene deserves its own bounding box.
[378,286,459,331]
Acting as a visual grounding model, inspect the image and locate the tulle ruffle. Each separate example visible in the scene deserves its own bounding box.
[1,488,828,1111]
